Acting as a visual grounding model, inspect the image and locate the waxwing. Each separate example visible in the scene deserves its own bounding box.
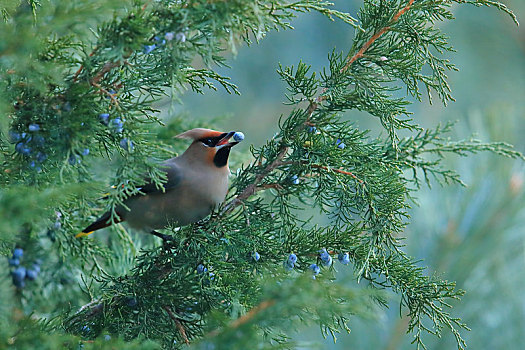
[77,128,244,239]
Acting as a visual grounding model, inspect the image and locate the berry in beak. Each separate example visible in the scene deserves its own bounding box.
[216,131,243,147]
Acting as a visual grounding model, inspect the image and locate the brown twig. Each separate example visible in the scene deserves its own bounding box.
[72,48,98,82]
[164,306,190,345]
[91,82,120,108]
[229,299,276,329]
[311,164,364,184]
[340,0,415,73]
[91,61,121,85]
[208,299,276,338]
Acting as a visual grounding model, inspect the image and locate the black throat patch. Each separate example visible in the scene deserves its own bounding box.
[213,146,231,167]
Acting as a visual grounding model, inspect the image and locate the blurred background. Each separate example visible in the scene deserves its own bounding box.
[157,1,525,349]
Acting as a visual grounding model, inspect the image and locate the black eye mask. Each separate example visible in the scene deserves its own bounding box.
[199,133,227,147]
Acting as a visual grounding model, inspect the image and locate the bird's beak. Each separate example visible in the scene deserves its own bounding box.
[216,131,240,148]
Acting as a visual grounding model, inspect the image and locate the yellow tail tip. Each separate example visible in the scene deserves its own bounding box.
[75,231,94,238]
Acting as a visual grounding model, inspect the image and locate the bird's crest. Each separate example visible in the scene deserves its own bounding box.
[175,128,224,141]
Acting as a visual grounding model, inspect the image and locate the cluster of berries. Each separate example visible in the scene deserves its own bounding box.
[11,121,93,167]
[7,248,41,288]
[99,113,123,132]
[196,264,215,284]
[143,31,187,54]
[284,249,351,279]
[307,125,346,149]
[99,113,134,151]
[10,123,47,171]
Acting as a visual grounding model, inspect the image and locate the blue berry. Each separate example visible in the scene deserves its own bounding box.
[309,263,321,275]
[287,253,297,264]
[253,252,260,262]
[15,142,24,153]
[12,266,26,281]
[319,248,329,261]
[104,335,111,341]
[8,258,20,266]
[338,252,350,265]
[99,113,110,125]
[322,255,333,267]
[28,123,40,132]
[13,248,23,259]
[308,126,317,133]
[15,142,31,155]
[335,138,342,145]
[82,148,90,156]
[110,118,124,133]
[53,221,61,230]
[29,161,36,168]
[120,138,134,151]
[319,249,333,266]
[337,142,346,149]
[233,132,244,142]
[197,264,207,274]
[143,44,156,54]
[165,32,174,41]
[8,131,21,143]
[290,175,300,185]
[26,269,38,281]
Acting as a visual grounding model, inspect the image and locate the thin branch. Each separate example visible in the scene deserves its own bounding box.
[91,61,121,85]
[208,299,276,338]
[310,164,364,184]
[340,0,415,73]
[72,48,97,82]
[229,299,276,329]
[164,306,190,345]
[91,82,120,109]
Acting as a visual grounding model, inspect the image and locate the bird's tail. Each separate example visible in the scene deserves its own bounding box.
[76,211,123,238]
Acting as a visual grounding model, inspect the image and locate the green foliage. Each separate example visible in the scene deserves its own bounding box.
[0,1,521,349]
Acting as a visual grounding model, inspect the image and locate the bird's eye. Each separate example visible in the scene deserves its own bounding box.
[202,138,213,146]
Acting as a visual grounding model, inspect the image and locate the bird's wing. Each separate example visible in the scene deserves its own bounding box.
[138,160,183,194]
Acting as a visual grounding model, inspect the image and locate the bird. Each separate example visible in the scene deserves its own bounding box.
[76,128,244,240]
